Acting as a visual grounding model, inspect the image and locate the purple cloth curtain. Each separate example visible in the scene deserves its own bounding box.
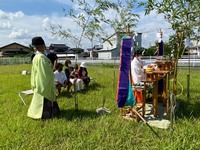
[158,40,164,56]
[158,40,164,93]
[117,38,133,108]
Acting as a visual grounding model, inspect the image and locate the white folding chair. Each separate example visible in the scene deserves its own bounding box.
[17,89,33,105]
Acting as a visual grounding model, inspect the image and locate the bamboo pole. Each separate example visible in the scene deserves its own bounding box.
[173,31,183,96]
[132,108,160,138]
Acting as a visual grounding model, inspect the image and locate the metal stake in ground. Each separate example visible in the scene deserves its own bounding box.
[72,48,84,111]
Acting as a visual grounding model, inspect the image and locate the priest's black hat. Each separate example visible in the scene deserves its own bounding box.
[32,36,45,46]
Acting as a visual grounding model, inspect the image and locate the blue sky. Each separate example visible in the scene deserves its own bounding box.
[0,0,173,49]
[0,0,69,15]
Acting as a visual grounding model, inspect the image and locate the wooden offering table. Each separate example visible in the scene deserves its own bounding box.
[156,59,174,71]
[142,59,175,117]
[155,59,175,113]
[151,70,170,115]
[141,72,158,117]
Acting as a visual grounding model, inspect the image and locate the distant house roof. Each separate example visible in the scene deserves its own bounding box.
[93,45,103,50]
[49,44,70,49]
[86,48,93,51]
[68,48,84,54]
[86,45,103,51]
[0,42,30,50]
[0,42,30,57]
[49,44,70,54]
[66,49,75,54]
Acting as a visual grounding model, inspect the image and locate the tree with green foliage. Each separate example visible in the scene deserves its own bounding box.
[144,46,156,56]
[139,0,200,96]
[108,0,139,46]
[49,0,139,50]
[50,0,118,49]
[48,0,140,109]
[144,34,186,57]
[110,0,139,33]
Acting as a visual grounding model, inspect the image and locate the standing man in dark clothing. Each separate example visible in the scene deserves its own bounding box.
[30,52,36,62]
[30,48,36,62]
[47,46,58,71]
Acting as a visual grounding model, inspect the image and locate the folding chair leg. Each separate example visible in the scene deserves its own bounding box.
[18,93,27,105]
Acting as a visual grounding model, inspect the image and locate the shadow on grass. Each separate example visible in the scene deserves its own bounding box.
[85,82,102,91]
[59,91,74,98]
[58,82,102,97]
[76,82,102,94]
[144,95,200,120]
[176,98,200,119]
[56,108,99,121]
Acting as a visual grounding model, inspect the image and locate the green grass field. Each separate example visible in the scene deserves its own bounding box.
[0,64,200,149]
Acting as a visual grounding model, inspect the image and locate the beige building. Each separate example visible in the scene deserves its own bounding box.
[98,32,142,59]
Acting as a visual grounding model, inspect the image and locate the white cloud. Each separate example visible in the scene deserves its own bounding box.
[0,10,24,20]
[54,0,74,6]
[136,11,174,47]
[0,21,12,30]
[12,11,24,19]
[0,10,9,19]
[89,6,174,48]
[42,17,51,28]
[8,29,31,39]
[0,8,175,49]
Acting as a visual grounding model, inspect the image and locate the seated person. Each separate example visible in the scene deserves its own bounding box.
[78,62,90,86]
[64,60,74,91]
[70,64,79,79]
[70,64,84,91]
[131,50,145,103]
[64,59,74,79]
[54,63,71,95]
[131,50,144,85]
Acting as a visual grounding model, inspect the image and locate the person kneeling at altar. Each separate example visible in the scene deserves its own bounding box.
[54,63,71,95]
[131,50,144,85]
[131,50,145,103]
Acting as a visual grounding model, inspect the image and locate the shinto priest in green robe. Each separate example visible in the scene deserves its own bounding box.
[28,36,59,119]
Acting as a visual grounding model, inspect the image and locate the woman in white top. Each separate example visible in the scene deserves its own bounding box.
[131,50,144,85]
[54,63,68,95]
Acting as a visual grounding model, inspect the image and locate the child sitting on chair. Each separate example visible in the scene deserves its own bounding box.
[70,64,84,91]
[54,63,71,95]
[78,62,90,86]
